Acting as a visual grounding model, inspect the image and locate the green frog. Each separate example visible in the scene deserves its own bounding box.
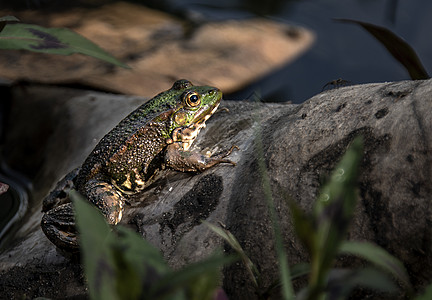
[41,79,236,252]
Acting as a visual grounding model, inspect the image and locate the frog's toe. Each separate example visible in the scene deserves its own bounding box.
[220,145,239,160]
[41,202,79,252]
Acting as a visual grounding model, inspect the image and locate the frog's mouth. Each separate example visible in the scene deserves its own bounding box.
[172,102,220,151]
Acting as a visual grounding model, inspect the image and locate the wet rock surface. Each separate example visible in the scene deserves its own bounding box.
[1,79,432,299]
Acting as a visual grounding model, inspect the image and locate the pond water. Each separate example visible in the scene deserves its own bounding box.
[167,0,432,103]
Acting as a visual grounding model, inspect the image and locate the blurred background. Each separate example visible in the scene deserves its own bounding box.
[1,0,431,103]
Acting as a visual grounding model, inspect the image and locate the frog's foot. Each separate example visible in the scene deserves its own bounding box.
[215,107,230,114]
[83,179,126,225]
[41,202,79,252]
[216,145,239,162]
[165,143,238,172]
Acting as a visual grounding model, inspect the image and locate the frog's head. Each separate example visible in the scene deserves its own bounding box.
[167,79,222,150]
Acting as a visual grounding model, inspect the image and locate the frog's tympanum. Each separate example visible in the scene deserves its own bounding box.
[41,79,235,252]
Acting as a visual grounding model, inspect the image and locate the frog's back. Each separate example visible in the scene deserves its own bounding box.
[76,89,180,189]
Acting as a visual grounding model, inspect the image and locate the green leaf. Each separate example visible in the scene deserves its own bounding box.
[112,226,170,299]
[0,16,19,33]
[339,241,412,290]
[0,23,129,68]
[204,221,260,287]
[414,283,432,300]
[326,267,399,299]
[263,263,310,299]
[114,226,168,274]
[336,19,429,80]
[72,191,120,300]
[290,263,310,279]
[306,137,363,299]
[151,252,236,300]
[288,200,317,255]
[73,190,175,299]
[73,191,233,300]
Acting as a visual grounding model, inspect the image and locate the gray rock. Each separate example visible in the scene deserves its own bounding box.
[1,79,432,299]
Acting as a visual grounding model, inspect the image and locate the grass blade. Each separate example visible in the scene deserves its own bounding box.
[308,137,363,296]
[336,19,429,80]
[151,252,236,300]
[290,263,310,279]
[288,200,317,256]
[72,191,120,300]
[414,283,432,300]
[326,267,398,299]
[204,221,259,287]
[339,241,412,290]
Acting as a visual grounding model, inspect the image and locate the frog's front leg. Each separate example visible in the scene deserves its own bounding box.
[165,142,237,172]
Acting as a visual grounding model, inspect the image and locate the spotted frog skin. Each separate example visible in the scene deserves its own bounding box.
[41,79,236,252]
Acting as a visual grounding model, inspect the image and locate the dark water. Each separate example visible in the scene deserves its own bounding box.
[0,163,29,249]
[168,0,432,103]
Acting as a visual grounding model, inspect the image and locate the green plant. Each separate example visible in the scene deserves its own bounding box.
[0,16,128,68]
[208,137,414,299]
[72,135,426,300]
[290,137,411,299]
[72,191,235,300]
[336,19,429,80]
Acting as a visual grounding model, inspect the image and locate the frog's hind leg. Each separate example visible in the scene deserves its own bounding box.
[83,179,126,225]
[41,202,79,252]
[41,180,125,252]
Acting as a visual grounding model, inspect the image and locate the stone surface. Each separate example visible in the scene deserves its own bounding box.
[1,79,432,299]
[0,1,314,96]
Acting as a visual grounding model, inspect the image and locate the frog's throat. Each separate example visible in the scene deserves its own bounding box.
[173,102,220,151]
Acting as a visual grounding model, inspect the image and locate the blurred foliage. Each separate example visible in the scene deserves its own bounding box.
[205,221,309,299]
[208,137,419,299]
[72,191,235,300]
[71,134,432,299]
[415,284,432,300]
[337,19,429,80]
[285,137,412,299]
[0,16,129,68]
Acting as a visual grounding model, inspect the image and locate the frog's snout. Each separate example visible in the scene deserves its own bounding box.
[209,87,222,100]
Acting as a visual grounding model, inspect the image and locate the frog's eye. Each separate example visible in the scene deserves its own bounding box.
[183,91,201,107]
